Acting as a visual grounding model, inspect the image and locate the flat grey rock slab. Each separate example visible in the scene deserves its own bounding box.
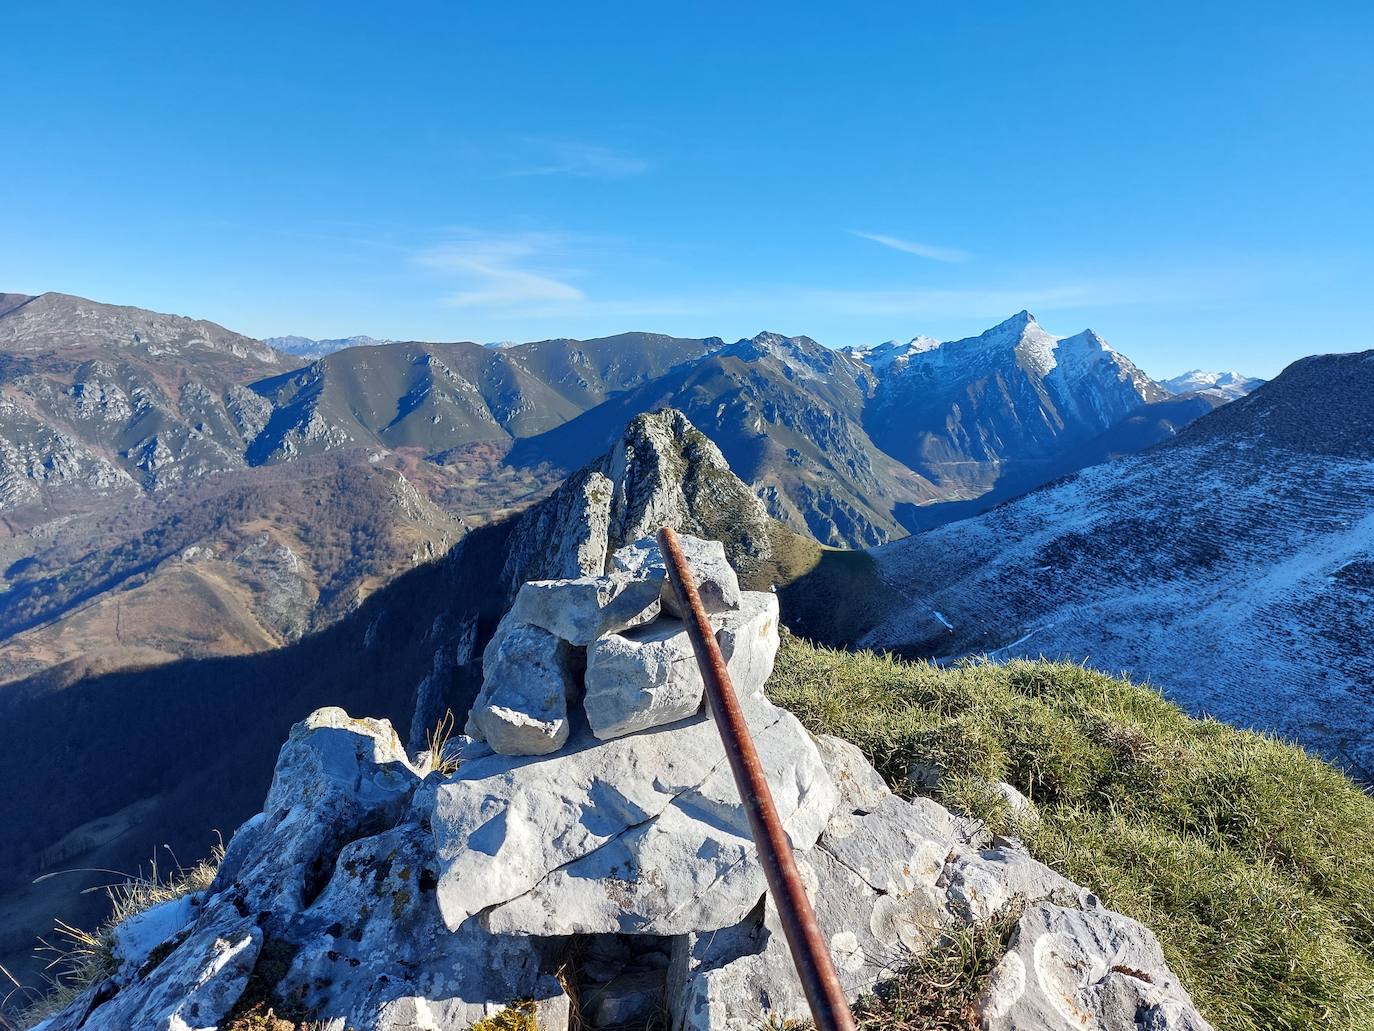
[433,695,836,937]
[506,572,661,645]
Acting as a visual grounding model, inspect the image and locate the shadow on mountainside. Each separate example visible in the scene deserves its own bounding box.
[0,519,517,992]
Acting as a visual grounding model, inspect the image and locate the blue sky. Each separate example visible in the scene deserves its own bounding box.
[2,2,1370,378]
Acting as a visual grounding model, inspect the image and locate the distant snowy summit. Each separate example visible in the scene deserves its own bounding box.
[845,311,1164,405]
[1162,369,1265,400]
[846,334,941,372]
[265,334,392,359]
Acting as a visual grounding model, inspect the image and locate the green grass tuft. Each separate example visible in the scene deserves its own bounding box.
[470,1000,539,1031]
[766,635,1374,1031]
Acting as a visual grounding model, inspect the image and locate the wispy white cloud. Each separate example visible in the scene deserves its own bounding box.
[508,139,650,179]
[851,231,971,263]
[415,232,585,308]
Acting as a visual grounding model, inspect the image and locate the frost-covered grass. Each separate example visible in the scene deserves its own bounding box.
[8,846,222,1029]
[767,635,1374,1031]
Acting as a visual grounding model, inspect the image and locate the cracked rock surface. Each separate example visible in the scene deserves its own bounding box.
[37,543,1211,1031]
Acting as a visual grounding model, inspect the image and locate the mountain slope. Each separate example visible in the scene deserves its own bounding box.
[509,332,940,546]
[246,332,723,463]
[843,350,1374,779]
[0,452,465,684]
[0,292,294,523]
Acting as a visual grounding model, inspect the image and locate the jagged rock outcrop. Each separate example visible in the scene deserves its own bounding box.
[34,536,1210,1031]
[403,412,776,764]
[500,410,773,597]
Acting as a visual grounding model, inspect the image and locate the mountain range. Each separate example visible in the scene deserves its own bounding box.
[791,348,1374,779]
[0,291,1250,696]
[0,292,1245,547]
[0,288,1356,1014]
[263,334,393,359]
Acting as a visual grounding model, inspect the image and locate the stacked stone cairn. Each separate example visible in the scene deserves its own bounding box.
[34,534,1213,1031]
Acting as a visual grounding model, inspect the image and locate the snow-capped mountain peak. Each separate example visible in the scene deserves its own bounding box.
[1162,370,1265,400]
[849,335,942,372]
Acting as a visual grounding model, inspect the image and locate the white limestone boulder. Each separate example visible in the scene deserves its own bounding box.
[611,535,741,616]
[714,591,781,695]
[212,707,419,921]
[584,618,704,739]
[943,842,1086,923]
[582,589,779,742]
[979,902,1215,1031]
[813,733,891,816]
[431,694,837,937]
[506,573,661,645]
[110,894,197,981]
[277,822,571,1031]
[466,622,575,756]
[671,783,969,1030]
[56,909,262,1031]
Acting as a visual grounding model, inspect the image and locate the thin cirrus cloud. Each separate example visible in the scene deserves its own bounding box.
[415,232,585,308]
[507,138,650,179]
[851,231,971,264]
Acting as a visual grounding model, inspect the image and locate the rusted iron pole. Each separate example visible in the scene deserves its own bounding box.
[657,527,857,1031]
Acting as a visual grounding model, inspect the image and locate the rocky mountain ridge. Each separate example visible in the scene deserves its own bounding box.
[0,411,786,991]
[264,334,393,359]
[0,290,1220,552]
[853,311,1170,504]
[26,537,1211,1031]
[0,292,292,525]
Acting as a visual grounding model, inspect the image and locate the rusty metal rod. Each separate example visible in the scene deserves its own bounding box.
[657,526,857,1031]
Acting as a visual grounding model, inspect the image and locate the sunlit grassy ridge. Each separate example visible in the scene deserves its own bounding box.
[766,635,1374,1031]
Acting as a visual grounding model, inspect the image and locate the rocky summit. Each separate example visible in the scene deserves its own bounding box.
[33,537,1210,1031]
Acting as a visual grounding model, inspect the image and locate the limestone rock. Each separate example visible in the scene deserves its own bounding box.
[671,787,967,1030]
[943,842,1086,923]
[506,573,661,645]
[213,707,419,922]
[435,695,837,937]
[110,895,197,980]
[980,902,1215,1031]
[500,409,772,600]
[611,535,741,616]
[813,733,891,816]
[276,823,570,1030]
[466,623,575,755]
[585,618,705,739]
[994,779,1041,827]
[44,678,1209,1031]
[59,910,262,1031]
[500,466,614,591]
[714,591,781,696]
